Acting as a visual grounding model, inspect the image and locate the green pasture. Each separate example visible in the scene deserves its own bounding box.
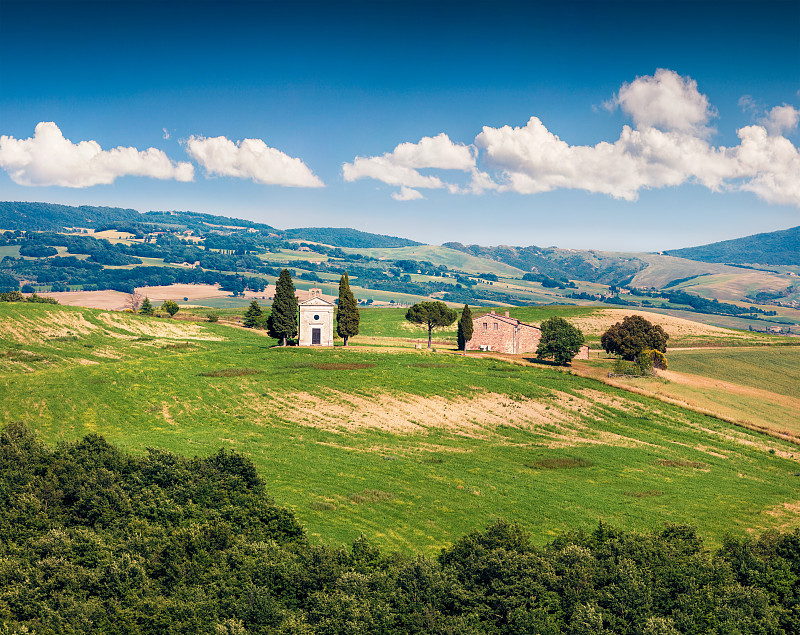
[1,302,799,554]
[343,244,526,276]
[668,346,800,399]
[258,249,329,263]
[0,245,21,258]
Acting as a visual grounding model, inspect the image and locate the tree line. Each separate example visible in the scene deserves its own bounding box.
[1,423,798,635]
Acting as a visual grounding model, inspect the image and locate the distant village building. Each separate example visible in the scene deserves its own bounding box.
[298,288,334,347]
[467,310,590,359]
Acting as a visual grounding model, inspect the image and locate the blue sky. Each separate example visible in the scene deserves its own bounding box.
[1,0,798,250]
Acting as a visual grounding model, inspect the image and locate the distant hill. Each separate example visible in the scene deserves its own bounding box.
[284,227,421,248]
[665,226,800,266]
[0,201,142,232]
[0,201,278,234]
[442,242,648,286]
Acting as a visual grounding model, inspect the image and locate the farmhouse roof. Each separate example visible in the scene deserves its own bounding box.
[475,310,540,330]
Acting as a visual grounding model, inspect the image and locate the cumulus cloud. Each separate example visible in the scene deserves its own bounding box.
[735,125,800,205]
[391,186,424,201]
[760,104,800,136]
[342,70,800,208]
[0,122,194,187]
[475,117,737,200]
[185,135,323,187]
[610,68,715,135]
[476,70,800,207]
[342,133,476,200]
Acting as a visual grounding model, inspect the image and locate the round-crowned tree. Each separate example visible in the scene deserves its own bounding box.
[536,317,585,365]
[267,269,298,346]
[405,301,458,349]
[601,315,668,361]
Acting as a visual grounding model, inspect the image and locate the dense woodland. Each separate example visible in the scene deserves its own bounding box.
[1,424,799,635]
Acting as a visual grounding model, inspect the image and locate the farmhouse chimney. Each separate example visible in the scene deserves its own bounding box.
[490,310,495,314]
[504,310,510,317]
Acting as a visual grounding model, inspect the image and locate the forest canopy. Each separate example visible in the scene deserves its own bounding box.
[1,424,799,635]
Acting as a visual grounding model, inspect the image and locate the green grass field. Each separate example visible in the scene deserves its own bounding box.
[2,301,799,555]
[0,245,21,258]
[668,347,800,399]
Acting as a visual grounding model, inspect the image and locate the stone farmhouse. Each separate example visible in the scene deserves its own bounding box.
[466,310,589,359]
[298,288,334,347]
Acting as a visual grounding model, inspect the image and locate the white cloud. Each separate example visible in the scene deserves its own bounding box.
[342,133,475,199]
[343,155,445,189]
[185,135,323,187]
[734,124,800,205]
[162,128,171,140]
[476,71,800,207]
[760,104,800,136]
[387,133,475,170]
[391,186,424,201]
[611,68,715,135]
[0,122,194,187]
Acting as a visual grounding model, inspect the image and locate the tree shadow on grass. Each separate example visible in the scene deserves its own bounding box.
[522,357,570,368]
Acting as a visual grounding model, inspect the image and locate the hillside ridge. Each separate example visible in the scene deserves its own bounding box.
[665,225,800,265]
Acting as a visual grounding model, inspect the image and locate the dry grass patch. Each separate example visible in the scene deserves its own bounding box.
[97,312,224,340]
[0,310,99,343]
[570,308,747,341]
[255,389,654,450]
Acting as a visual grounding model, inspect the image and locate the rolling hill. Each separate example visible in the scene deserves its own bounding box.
[665,225,800,266]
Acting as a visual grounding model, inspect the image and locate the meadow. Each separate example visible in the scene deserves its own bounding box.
[1,301,799,555]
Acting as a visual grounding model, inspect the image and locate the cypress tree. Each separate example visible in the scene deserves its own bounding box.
[139,297,154,316]
[242,300,264,329]
[336,272,359,346]
[267,270,298,346]
[457,304,473,353]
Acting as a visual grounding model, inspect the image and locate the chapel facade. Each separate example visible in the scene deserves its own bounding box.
[298,288,334,347]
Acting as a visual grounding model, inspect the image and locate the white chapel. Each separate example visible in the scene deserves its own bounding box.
[298,288,334,346]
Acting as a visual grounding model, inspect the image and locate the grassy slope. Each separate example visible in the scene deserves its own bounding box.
[628,254,731,288]
[668,347,800,399]
[2,302,799,555]
[343,244,526,276]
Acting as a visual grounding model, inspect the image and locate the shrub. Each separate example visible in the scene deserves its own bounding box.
[161,300,179,317]
[207,312,219,323]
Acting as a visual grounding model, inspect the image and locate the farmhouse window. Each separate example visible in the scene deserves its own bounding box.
[483,323,487,329]
[494,323,498,330]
